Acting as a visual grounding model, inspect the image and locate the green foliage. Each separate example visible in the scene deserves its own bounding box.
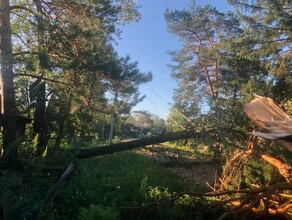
[165,3,222,113]
[6,193,43,220]
[125,111,165,138]
[227,0,292,85]
[146,186,172,199]
[46,152,190,219]
[164,3,257,153]
[164,1,291,169]
[0,171,40,220]
[166,107,191,132]
[225,157,280,190]
[243,159,278,186]
[280,99,292,115]
[126,110,154,129]
[78,205,119,220]
[6,0,148,161]
[0,172,23,207]
[2,0,291,219]
[18,134,38,159]
[114,0,141,24]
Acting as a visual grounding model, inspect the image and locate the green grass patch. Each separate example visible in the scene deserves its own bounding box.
[2,147,220,220]
[158,142,214,162]
[46,151,196,220]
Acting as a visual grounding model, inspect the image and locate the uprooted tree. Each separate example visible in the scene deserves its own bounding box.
[19,95,291,220]
[57,95,291,219]
[214,95,292,219]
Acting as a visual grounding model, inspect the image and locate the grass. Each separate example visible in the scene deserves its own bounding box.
[3,135,288,220]
[2,141,221,220]
[45,151,195,220]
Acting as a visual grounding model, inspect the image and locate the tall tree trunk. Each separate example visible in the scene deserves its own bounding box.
[101,122,105,140]
[33,82,47,155]
[33,0,48,155]
[109,90,118,144]
[109,113,116,144]
[54,118,64,149]
[54,94,72,149]
[0,0,18,168]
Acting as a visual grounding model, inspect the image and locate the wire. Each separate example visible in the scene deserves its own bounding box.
[147,88,194,127]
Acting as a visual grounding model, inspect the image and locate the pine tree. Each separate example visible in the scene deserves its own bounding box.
[0,0,18,168]
[107,55,152,143]
[1,0,142,164]
[227,0,292,86]
[165,2,227,114]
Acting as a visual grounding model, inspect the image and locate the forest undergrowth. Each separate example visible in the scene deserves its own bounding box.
[2,140,289,220]
[1,143,232,220]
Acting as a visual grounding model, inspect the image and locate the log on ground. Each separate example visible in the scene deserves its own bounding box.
[77,129,214,159]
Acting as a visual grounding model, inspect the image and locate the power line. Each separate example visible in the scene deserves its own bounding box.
[147,88,194,127]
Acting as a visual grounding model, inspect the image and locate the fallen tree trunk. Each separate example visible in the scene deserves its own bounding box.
[35,162,75,220]
[77,129,214,159]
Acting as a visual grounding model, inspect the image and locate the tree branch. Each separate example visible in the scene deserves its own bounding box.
[10,5,34,14]
[14,73,66,85]
[261,154,292,182]
[116,182,292,218]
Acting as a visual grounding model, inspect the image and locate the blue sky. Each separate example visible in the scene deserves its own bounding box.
[115,0,232,119]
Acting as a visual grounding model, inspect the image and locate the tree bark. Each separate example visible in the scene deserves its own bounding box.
[54,94,72,149]
[101,122,105,140]
[109,112,116,144]
[109,90,118,144]
[77,129,214,159]
[33,82,48,155]
[33,0,48,155]
[54,118,64,149]
[0,0,18,168]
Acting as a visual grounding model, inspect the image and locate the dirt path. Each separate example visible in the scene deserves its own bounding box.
[135,145,219,189]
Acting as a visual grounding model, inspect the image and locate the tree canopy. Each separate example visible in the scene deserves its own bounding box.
[0,0,149,166]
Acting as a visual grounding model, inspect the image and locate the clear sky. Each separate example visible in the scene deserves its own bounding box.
[115,0,233,119]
